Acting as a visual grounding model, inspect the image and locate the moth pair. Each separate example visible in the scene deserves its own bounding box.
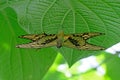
[16,31,105,50]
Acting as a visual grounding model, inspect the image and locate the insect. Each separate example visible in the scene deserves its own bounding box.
[16,31,105,50]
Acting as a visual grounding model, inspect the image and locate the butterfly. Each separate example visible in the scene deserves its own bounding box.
[16,31,105,50]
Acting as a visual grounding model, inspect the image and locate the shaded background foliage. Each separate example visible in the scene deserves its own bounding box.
[0,0,120,80]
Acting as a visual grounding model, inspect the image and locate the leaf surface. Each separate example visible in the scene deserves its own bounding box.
[1,0,120,79]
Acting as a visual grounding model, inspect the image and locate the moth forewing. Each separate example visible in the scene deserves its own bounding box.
[19,33,46,41]
[72,32,105,40]
[16,33,57,48]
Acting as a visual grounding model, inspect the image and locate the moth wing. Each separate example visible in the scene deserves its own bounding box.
[63,41,105,50]
[63,36,105,50]
[18,33,47,41]
[72,32,105,40]
[77,43,105,50]
[16,40,57,48]
[16,34,57,48]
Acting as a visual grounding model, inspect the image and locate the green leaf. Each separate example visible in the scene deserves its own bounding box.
[105,53,120,80]
[1,0,120,79]
[0,7,57,80]
[11,0,120,66]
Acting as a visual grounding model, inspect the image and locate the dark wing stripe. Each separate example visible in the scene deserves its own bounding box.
[68,37,80,46]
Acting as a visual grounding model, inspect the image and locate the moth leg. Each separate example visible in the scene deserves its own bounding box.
[78,43,105,50]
